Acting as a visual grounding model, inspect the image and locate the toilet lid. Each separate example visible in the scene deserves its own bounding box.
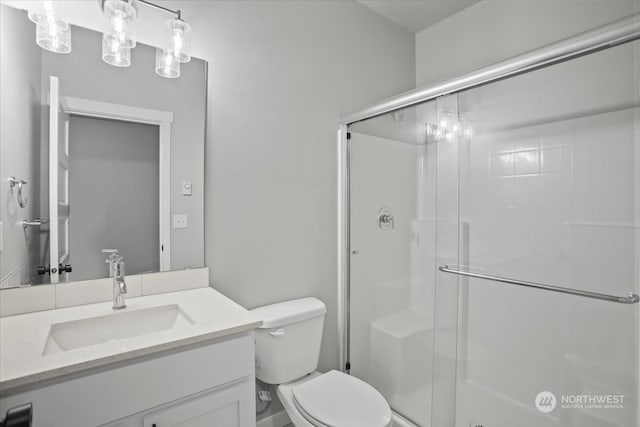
[292,370,391,427]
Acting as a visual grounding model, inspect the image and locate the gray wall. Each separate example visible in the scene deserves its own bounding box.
[39,24,206,271]
[68,116,159,281]
[416,1,639,87]
[155,0,416,420]
[154,0,416,395]
[3,0,416,419]
[195,0,414,370]
[0,5,43,287]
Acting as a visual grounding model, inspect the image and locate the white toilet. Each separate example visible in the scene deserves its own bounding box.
[251,297,392,427]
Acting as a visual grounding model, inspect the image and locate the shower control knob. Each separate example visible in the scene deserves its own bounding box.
[377,207,395,230]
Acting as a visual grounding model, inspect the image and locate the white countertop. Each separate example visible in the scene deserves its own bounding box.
[0,287,261,392]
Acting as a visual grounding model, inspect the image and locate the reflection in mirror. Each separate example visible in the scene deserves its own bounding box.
[0,5,207,288]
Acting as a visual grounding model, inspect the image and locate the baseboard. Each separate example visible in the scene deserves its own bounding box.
[256,410,291,427]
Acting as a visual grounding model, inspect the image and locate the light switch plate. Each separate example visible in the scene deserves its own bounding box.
[181,181,192,196]
[173,214,188,229]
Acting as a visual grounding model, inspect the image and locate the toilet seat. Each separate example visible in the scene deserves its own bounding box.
[290,370,392,427]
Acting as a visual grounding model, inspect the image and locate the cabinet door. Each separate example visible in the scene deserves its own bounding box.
[143,380,253,427]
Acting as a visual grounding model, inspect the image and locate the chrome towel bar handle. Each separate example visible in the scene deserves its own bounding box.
[439,265,639,305]
[8,177,28,208]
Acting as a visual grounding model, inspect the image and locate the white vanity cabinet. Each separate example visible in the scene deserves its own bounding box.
[106,379,250,427]
[0,332,256,427]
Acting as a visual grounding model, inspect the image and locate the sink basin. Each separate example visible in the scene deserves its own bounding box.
[43,304,195,355]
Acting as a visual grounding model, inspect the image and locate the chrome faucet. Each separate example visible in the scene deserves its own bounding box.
[103,249,127,310]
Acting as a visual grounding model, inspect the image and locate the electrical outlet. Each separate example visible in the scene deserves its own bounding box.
[172,214,188,229]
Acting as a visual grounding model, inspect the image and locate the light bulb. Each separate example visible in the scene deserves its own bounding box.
[165,17,191,63]
[103,0,136,49]
[36,18,71,54]
[438,108,456,132]
[155,48,180,78]
[102,35,131,67]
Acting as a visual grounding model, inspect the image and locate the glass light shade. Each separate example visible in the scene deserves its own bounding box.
[28,1,56,25]
[102,36,131,67]
[103,0,137,49]
[155,49,180,78]
[165,18,191,63]
[36,19,71,54]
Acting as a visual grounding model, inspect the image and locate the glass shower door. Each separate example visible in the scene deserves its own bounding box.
[349,103,437,427]
[346,36,638,427]
[448,38,639,427]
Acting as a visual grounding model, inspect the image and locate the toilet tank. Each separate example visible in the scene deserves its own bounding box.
[251,298,326,384]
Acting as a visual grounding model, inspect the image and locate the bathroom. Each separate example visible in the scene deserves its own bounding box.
[0,0,638,426]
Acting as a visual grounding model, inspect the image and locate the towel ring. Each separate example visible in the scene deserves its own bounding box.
[9,177,28,208]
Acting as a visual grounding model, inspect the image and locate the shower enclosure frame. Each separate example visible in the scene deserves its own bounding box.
[336,11,640,420]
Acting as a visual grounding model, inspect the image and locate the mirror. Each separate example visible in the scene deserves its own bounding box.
[0,4,207,288]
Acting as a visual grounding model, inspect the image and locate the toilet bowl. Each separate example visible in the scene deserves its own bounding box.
[251,298,392,427]
[278,371,392,427]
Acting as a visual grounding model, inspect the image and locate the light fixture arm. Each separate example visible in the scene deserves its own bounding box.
[98,0,182,19]
[136,0,181,19]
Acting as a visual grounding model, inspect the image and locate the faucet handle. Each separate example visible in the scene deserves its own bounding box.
[102,249,122,263]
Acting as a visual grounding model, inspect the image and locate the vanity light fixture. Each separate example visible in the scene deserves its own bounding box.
[97,0,191,78]
[28,1,71,54]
